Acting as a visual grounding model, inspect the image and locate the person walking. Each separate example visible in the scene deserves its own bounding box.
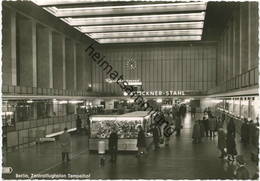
[191,107,196,118]
[199,120,205,140]
[136,125,146,157]
[216,116,224,130]
[240,118,249,144]
[192,120,201,144]
[148,124,161,150]
[203,116,209,137]
[248,120,255,145]
[76,115,82,134]
[209,115,217,137]
[217,127,226,158]
[59,127,71,162]
[227,118,236,138]
[108,128,118,163]
[174,111,182,137]
[164,112,172,146]
[226,131,237,161]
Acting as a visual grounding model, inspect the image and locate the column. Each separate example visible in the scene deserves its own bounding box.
[73,41,77,90]
[32,20,37,87]
[48,30,53,88]
[239,4,243,74]
[248,3,251,69]
[62,36,66,90]
[232,13,236,77]
[10,10,17,86]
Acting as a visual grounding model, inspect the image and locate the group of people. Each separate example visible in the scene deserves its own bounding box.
[59,107,258,179]
[108,104,187,161]
[241,118,259,147]
[76,115,91,136]
[192,108,222,144]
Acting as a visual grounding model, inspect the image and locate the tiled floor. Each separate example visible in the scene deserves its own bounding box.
[3,113,258,179]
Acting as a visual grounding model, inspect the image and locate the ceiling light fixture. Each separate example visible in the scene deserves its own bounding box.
[32,0,205,6]
[52,3,207,17]
[97,36,201,44]
[89,29,202,39]
[65,12,205,26]
[79,22,204,33]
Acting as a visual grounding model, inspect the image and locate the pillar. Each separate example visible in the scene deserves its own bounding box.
[10,10,17,86]
[73,41,77,90]
[62,36,66,90]
[48,29,53,88]
[248,3,251,69]
[32,20,37,87]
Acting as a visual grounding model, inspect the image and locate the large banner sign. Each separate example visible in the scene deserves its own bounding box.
[134,91,185,96]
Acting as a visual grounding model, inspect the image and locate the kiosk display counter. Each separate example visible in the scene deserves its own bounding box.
[89,111,153,151]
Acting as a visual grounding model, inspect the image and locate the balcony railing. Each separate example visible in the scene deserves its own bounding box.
[2,85,98,97]
[208,66,258,95]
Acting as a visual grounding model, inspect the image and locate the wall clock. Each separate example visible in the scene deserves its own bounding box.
[126,58,137,70]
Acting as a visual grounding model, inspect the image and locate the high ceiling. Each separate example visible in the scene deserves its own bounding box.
[32,0,207,44]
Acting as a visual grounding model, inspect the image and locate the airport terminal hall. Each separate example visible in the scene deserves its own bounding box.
[2,0,259,180]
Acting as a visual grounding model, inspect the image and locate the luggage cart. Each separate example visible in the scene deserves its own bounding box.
[98,140,106,167]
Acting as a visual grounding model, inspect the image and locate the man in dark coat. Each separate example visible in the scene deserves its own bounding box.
[148,124,161,150]
[108,128,118,163]
[226,132,237,161]
[59,127,71,162]
[227,118,236,138]
[76,115,82,134]
[240,119,249,144]
[248,120,255,145]
[175,111,182,137]
[192,120,201,144]
[218,127,226,158]
[199,120,205,139]
[191,107,196,118]
[137,125,146,157]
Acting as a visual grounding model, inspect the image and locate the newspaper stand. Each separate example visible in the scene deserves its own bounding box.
[98,140,106,166]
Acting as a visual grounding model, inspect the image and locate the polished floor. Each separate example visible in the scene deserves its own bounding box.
[3,113,258,179]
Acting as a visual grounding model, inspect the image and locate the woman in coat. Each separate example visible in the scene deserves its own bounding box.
[217,127,226,158]
[137,125,146,157]
[226,132,237,161]
[59,127,71,162]
[192,120,201,144]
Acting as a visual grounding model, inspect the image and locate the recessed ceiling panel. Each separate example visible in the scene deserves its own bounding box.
[31,0,207,44]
